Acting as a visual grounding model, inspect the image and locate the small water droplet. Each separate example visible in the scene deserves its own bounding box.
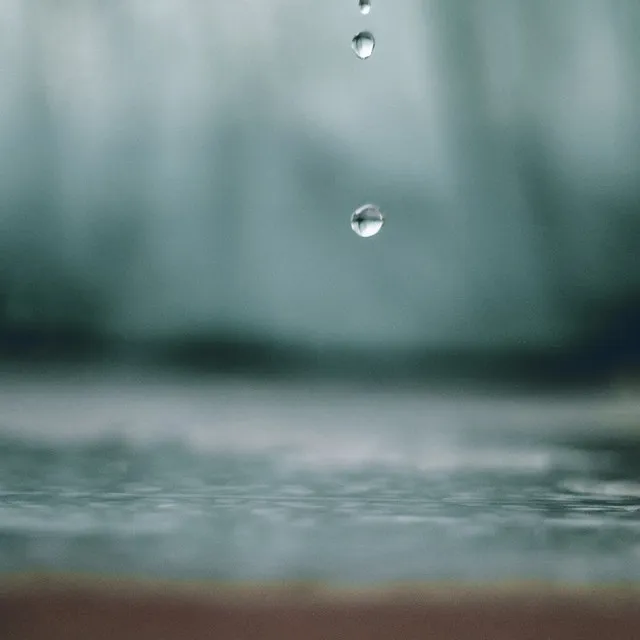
[358,0,371,15]
[351,31,375,60]
[351,204,384,238]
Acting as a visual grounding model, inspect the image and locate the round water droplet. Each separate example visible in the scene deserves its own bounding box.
[351,204,384,238]
[358,0,371,15]
[351,31,375,60]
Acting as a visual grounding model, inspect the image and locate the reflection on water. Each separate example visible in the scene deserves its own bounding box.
[0,370,639,583]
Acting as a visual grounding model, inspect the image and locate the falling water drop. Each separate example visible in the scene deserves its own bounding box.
[351,31,375,60]
[350,204,384,238]
[358,0,371,15]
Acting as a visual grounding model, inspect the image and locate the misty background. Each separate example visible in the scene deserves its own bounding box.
[2,0,640,583]
[0,0,639,385]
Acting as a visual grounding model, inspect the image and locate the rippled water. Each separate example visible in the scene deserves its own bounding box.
[1,370,639,583]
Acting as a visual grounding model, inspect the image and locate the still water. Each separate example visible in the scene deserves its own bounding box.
[0,369,639,584]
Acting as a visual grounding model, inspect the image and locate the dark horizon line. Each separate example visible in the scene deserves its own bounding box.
[0,325,636,391]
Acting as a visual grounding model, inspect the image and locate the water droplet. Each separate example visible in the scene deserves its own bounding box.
[351,31,375,60]
[358,0,371,15]
[351,204,384,238]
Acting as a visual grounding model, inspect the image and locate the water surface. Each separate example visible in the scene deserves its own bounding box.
[1,370,639,584]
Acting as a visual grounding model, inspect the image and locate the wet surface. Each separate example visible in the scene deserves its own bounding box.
[1,372,639,583]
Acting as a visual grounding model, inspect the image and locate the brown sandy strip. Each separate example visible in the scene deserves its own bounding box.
[1,574,639,639]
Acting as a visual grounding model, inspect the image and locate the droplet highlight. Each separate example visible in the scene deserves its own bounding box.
[351,204,384,238]
[351,31,375,60]
[358,0,371,15]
